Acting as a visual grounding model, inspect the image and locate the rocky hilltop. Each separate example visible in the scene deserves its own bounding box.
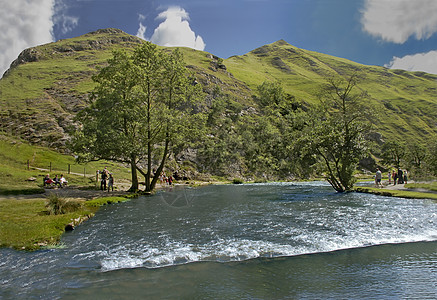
[0,29,251,149]
[1,28,436,151]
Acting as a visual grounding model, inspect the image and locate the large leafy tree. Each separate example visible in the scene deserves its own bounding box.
[300,75,371,192]
[71,42,202,192]
[381,139,405,168]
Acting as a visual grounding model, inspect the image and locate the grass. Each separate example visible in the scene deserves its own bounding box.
[0,197,97,250]
[0,195,132,251]
[85,196,130,207]
[2,30,436,150]
[45,193,83,215]
[354,186,437,201]
[225,40,437,142]
[0,133,132,194]
[405,182,437,192]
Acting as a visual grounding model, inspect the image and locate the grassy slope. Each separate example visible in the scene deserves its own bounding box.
[1,30,436,154]
[0,134,132,194]
[355,186,437,201]
[0,196,129,250]
[225,40,437,143]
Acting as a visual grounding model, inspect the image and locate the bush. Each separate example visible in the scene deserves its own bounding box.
[232,178,244,184]
[45,193,83,215]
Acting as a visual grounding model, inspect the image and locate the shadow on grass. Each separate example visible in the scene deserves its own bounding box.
[0,187,45,196]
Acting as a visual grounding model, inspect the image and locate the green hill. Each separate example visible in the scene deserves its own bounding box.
[225,40,437,142]
[0,28,436,178]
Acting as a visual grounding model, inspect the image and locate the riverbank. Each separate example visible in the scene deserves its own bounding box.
[354,181,437,201]
[0,179,223,251]
[3,179,436,251]
[0,185,134,251]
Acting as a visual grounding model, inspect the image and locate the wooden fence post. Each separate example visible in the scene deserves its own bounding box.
[27,159,30,170]
[68,164,71,174]
[50,162,52,172]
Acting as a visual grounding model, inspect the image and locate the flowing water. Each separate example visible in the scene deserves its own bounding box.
[1,182,436,299]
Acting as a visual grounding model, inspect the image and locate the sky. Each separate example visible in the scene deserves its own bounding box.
[1,0,437,77]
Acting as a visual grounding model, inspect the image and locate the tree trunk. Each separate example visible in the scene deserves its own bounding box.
[129,153,139,192]
[150,139,170,192]
[146,141,151,192]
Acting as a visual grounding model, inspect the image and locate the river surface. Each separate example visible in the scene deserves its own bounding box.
[1,182,437,299]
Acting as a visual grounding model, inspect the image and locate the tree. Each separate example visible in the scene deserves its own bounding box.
[300,75,370,192]
[133,44,203,191]
[406,142,426,169]
[425,137,437,176]
[71,42,202,192]
[381,140,405,168]
[71,49,144,191]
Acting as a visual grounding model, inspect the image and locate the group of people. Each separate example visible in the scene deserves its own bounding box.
[375,167,408,187]
[98,167,114,191]
[159,172,173,185]
[43,174,68,188]
[388,168,408,185]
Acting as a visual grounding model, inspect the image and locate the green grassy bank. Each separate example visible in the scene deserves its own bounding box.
[354,186,437,201]
[0,196,129,251]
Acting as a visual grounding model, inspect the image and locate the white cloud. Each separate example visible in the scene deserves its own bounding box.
[361,0,437,43]
[0,0,55,76]
[136,14,147,40]
[0,0,78,77]
[150,6,206,51]
[386,51,437,74]
[136,23,147,40]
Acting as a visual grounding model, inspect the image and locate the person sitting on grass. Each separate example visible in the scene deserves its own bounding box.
[44,174,54,187]
[60,174,68,187]
[53,175,62,188]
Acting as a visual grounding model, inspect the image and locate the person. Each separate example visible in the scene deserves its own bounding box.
[403,170,408,184]
[388,171,392,185]
[397,168,404,184]
[60,174,68,187]
[375,168,382,187]
[43,174,53,187]
[107,173,114,192]
[53,175,62,188]
[393,170,398,185]
[100,169,108,190]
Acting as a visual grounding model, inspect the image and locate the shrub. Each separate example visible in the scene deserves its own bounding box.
[232,178,244,184]
[45,193,82,215]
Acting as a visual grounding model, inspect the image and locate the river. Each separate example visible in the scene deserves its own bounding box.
[1,182,436,299]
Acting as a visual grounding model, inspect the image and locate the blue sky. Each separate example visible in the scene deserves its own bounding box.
[1,0,437,76]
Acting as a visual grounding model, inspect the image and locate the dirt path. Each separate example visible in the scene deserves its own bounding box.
[381,181,437,194]
[0,187,130,201]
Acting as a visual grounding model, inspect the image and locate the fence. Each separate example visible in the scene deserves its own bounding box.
[26,160,93,178]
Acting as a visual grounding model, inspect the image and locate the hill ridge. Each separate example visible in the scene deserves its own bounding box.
[1,28,436,150]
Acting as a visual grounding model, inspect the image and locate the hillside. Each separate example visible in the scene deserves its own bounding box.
[1,28,436,150]
[0,28,251,149]
[225,40,437,142]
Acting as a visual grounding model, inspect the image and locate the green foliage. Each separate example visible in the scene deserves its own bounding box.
[381,140,405,168]
[355,186,437,201]
[232,178,244,184]
[0,133,132,193]
[2,31,437,184]
[425,138,437,176]
[0,198,94,250]
[405,182,437,192]
[226,40,437,144]
[72,42,204,192]
[85,196,129,207]
[45,193,83,215]
[298,75,370,191]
